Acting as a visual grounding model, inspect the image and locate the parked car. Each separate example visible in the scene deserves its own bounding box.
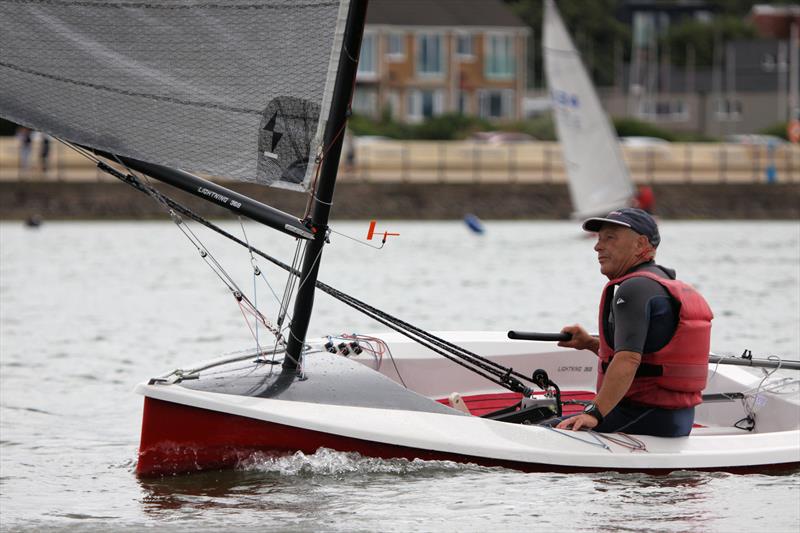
[724,134,786,146]
[470,131,536,143]
[619,136,671,148]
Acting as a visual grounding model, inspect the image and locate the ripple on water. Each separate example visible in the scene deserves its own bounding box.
[1,221,798,532]
[237,447,490,478]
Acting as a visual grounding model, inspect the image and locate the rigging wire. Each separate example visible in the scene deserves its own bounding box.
[238,216,266,357]
[328,227,388,250]
[61,142,285,347]
[77,146,543,395]
[736,356,784,431]
[278,240,304,330]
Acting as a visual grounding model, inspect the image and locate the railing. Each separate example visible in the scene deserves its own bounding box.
[344,140,800,184]
[1,137,798,184]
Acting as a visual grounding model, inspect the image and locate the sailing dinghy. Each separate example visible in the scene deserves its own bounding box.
[1,1,798,476]
[544,0,636,218]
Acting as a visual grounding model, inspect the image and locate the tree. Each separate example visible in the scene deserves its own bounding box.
[505,0,630,87]
[663,16,756,67]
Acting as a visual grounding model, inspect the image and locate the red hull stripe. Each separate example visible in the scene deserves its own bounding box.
[136,397,796,477]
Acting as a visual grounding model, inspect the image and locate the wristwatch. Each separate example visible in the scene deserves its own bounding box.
[583,402,604,424]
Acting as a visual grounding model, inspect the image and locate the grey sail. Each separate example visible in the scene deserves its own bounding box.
[0,0,350,192]
[543,0,635,217]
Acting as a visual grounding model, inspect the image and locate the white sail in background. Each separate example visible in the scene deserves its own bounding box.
[543,0,635,218]
[0,1,350,192]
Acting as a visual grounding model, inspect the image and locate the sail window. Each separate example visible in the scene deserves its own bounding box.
[416,33,445,78]
[485,33,515,79]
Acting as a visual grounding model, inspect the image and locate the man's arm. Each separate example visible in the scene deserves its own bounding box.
[592,350,641,415]
[558,324,599,354]
[556,350,641,431]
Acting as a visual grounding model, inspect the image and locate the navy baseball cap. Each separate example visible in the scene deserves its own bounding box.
[582,208,661,248]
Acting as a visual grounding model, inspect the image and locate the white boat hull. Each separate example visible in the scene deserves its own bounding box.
[135,332,800,476]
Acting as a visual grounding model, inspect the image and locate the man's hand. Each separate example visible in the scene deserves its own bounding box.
[556,413,598,431]
[558,324,599,354]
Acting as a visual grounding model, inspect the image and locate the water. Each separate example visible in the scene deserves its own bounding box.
[1,219,798,532]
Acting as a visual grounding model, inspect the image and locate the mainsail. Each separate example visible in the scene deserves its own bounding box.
[0,0,350,192]
[543,0,635,218]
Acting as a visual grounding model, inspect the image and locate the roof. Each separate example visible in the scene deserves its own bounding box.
[365,0,529,28]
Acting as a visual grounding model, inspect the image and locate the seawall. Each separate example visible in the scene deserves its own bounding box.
[1,181,798,220]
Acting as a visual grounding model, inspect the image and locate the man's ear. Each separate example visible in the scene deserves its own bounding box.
[636,236,653,259]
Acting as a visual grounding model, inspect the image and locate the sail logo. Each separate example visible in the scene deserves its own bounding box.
[552,89,582,129]
[197,187,241,208]
[551,90,579,109]
[262,111,283,160]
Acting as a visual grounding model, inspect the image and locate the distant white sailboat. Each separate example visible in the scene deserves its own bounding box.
[544,0,635,218]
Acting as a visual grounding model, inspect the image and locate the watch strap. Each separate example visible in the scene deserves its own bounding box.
[583,402,604,424]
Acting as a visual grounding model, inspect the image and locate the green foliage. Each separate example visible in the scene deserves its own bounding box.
[349,113,491,140]
[611,117,716,142]
[414,114,492,140]
[663,16,757,67]
[503,1,786,84]
[758,121,790,141]
[505,0,629,87]
[350,113,719,142]
[612,117,678,141]
[502,114,557,141]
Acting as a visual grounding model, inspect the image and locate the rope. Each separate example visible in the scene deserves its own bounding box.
[87,151,541,395]
[88,155,283,342]
[736,357,783,431]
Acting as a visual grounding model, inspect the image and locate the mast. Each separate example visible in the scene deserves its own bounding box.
[283,0,368,371]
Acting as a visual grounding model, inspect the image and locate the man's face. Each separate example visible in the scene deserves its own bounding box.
[594,224,648,279]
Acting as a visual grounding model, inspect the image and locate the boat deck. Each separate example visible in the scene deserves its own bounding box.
[435,391,595,417]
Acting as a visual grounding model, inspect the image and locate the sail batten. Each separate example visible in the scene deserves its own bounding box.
[543,0,635,218]
[0,0,350,191]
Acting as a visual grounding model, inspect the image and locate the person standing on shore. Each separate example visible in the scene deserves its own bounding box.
[555,208,713,437]
[39,132,51,173]
[16,126,32,173]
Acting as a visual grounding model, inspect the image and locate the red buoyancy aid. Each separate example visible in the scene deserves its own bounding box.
[597,270,713,409]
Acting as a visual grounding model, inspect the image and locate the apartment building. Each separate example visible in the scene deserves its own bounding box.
[353,0,530,123]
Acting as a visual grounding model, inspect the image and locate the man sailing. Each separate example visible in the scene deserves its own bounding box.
[556,208,713,437]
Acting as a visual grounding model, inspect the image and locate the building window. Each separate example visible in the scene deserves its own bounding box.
[458,91,470,115]
[358,33,377,79]
[638,100,688,122]
[478,89,514,119]
[456,34,474,58]
[387,32,405,60]
[485,33,515,79]
[416,33,444,77]
[714,99,742,121]
[407,89,444,122]
[385,90,401,119]
[353,87,378,117]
